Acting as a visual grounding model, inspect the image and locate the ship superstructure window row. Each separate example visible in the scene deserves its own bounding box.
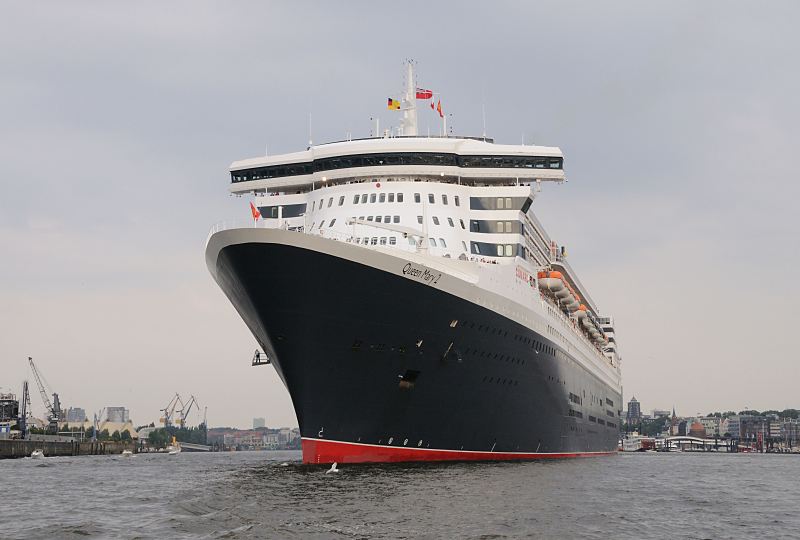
[469,197,529,211]
[231,152,563,183]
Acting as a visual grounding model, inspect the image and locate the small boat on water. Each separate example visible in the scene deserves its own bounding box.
[166,436,181,455]
[121,449,133,457]
[30,449,44,459]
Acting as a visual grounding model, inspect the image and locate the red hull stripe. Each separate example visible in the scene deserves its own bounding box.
[302,438,616,464]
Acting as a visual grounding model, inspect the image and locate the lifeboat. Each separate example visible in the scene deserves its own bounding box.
[537,270,565,294]
[575,305,588,320]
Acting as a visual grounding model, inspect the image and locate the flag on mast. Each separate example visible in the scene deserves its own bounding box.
[250,201,261,220]
[436,99,443,118]
[387,98,401,110]
[415,88,433,100]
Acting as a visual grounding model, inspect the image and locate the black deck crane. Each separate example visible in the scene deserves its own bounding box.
[28,357,61,434]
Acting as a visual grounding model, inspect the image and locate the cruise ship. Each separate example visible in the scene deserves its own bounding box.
[205,64,623,464]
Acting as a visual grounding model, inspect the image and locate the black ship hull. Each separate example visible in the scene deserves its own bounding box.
[210,232,621,463]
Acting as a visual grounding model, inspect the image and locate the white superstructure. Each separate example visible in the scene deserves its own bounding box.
[215,64,622,399]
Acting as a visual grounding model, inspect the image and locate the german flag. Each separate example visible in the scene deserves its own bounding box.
[387,98,401,110]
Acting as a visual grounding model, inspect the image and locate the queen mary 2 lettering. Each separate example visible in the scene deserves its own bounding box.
[205,63,623,464]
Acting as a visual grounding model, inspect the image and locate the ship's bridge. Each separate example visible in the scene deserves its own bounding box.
[228,136,565,195]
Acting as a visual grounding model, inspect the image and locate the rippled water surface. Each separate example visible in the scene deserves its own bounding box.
[2,450,799,539]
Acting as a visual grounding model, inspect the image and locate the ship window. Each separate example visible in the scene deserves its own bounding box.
[388,193,395,203]
[462,241,467,252]
[505,244,513,256]
[447,217,454,227]
[361,194,368,203]
[371,237,378,245]
[430,238,437,247]
[384,215,391,223]
[408,237,415,245]
[359,216,365,220]
[328,198,333,208]
[460,219,465,229]
[319,220,325,228]
[428,194,435,204]
[380,237,387,245]
[353,195,360,204]
[310,221,315,229]
[329,219,336,227]
[389,237,397,245]
[398,193,404,202]
[338,196,345,206]
[440,238,447,248]
[454,196,460,207]
[417,216,423,224]
[376,216,382,223]
[497,197,504,209]
[496,245,503,256]
[414,193,421,203]
[393,215,400,223]
[505,197,512,208]
[319,199,323,209]
[379,193,386,203]
[367,216,374,221]
[432,216,440,225]
[450,320,458,327]
[442,194,448,205]
[370,194,376,203]
[312,201,316,211]
[470,221,480,233]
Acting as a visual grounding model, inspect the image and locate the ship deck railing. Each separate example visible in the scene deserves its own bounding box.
[207,220,506,264]
[538,291,616,369]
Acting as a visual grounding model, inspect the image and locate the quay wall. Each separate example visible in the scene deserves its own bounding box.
[0,439,135,459]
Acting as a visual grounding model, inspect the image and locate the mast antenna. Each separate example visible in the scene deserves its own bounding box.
[400,60,418,136]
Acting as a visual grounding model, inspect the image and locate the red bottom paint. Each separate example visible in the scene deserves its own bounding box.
[302,438,616,464]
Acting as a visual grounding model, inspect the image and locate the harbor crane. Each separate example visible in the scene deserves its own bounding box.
[160,393,184,429]
[177,394,200,428]
[28,357,62,433]
[18,380,31,438]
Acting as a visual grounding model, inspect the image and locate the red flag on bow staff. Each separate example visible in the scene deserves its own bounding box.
[415,88,433,100]
[250,201,261,220]
[430,101,435,110]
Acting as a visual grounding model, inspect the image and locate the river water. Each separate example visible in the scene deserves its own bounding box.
[2,450,798,539]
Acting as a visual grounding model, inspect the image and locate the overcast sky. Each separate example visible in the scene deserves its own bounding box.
[2,2,798,428]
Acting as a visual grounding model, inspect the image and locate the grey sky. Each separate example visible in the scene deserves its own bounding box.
[2,2,798,428]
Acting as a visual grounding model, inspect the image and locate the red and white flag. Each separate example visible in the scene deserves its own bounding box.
[415,88,433,100]
[250,201,261,220]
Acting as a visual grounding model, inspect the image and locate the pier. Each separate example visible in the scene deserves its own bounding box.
[0,439,135,459]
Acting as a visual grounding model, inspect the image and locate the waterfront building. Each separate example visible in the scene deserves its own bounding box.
[253,417,266,429]
[106,407,130,423]
[626,396,642,425]
[652,409,670,418]
[688,420,706,438]
[66,407,87,423]
[698,417,720,437]
[0,393,19,422]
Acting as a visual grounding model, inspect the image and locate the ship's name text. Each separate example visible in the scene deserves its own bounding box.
[402,263,441,285]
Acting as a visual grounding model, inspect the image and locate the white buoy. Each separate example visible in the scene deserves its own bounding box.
[326,462,340,474]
